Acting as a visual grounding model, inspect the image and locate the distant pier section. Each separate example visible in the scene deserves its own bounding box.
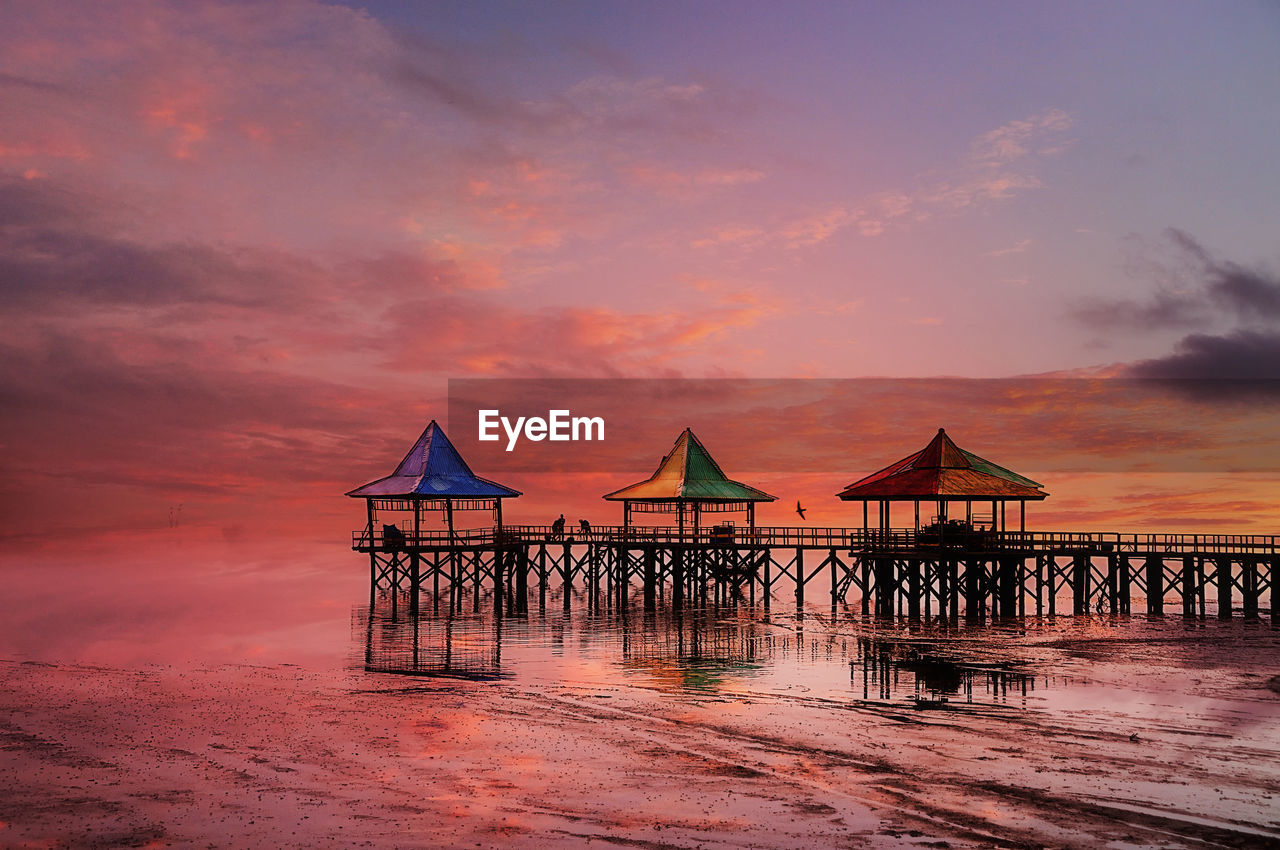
[349,422,1276,623]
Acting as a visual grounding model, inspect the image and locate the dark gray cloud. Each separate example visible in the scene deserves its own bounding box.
[1071,289,1207,330]
[1071,228,1280,331]
[1127,330,1280,381]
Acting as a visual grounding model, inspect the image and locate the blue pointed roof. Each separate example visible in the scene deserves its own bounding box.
[346,420,521,499]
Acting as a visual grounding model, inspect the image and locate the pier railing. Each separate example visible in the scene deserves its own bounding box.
[354,525,1279,555]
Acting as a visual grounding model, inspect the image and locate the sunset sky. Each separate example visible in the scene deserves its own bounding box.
[2,0,1278,546]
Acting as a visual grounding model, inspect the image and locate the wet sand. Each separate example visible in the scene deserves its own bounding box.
[3,634,1278,848]
[2,548,1278,847]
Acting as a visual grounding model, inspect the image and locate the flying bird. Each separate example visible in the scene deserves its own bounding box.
[796,501,807,521]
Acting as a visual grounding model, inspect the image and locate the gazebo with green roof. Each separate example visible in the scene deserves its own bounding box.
[604,428,776,537]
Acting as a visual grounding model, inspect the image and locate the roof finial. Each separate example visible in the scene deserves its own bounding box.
[938,427,945,434]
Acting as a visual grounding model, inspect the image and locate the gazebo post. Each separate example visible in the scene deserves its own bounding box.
[1020,501,1025,535]
[678,501,685,539]
[748,501,755,531]
[495,498,503,532]
[913,500,919,531]
[445,498,455,542]
[623,500,631,534]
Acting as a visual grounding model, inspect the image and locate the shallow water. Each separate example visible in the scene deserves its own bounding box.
[358,593,1280,713]
[3,546,1279,847]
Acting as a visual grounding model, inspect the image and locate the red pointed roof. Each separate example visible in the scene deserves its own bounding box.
[604,428,776,502]
[837,428,1048,502]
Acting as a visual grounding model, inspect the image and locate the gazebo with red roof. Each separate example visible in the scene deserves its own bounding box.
[604,428,776,537]
[837,428,1047,538]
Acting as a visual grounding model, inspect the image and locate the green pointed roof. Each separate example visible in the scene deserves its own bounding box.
[603,428,776,502]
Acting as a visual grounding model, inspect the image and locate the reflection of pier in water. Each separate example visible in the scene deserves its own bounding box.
[358,593,1046,704]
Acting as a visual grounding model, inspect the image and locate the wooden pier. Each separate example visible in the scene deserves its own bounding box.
[354,524,1277,624]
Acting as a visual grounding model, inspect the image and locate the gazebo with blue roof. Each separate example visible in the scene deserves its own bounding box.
[348,420,521,547]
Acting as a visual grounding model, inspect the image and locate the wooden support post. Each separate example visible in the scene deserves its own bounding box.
[1106,553,1118,614]
[1034,555,1044,614]
[964,559,981,622]
[1217,557,1232,619]
[1270,560,1277,628]
[643,547,657,611]
[830,548,839,611]
[998,557,1017,619]
[936,559,949,621]
[672,547,684,610]
[949,560,960,621]
[493,549,504,617]
[516,548,529,614]
[409,552,420,616]
[1048,556,1057,617]
[763,552,771,610]
[1242,559,1259,619]
[1181,556,1195,617]
[562,542,573,612]
[1145,556,1163,615]
[472,552,481,613]
[538,546,547,611]
[860,558,871,615]
[794,547,805,607]
[1073,554,1089,615]
[1118,554,1131,615]
[1197,556,1206,616]
[907,560,921,620]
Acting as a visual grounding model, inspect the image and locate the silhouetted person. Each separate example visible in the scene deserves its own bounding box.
[579,518,591,540]
[382,523,405,551]
[796,501,807,521]
[551,514,565,540]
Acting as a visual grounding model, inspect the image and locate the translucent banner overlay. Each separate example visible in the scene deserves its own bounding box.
[447,378,1280,474]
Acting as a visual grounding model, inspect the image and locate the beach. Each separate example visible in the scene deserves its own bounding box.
[2,548,1277,848]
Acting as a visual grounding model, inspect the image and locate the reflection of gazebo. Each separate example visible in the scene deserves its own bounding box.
[604,428,775,536]
[347,420,520,544]
[837,428,1047,536]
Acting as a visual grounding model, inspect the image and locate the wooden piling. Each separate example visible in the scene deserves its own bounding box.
[1242,559,1258,619]
[672,547,684,610]
[492,549,504,617]
[794,547,805,606]
[1118,554,1131,614]
[907,560,922,619]
[643,547,657,611]
[1073,554,1089,615]
[1146,556,1163,615]
[1216,557,1232,620]
[1181,556,1195,617]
